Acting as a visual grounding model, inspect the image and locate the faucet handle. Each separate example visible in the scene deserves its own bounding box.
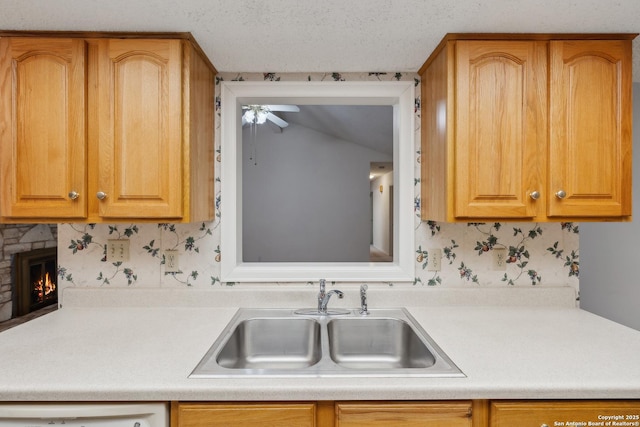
[359,283,369,315]
[319,279,326,293]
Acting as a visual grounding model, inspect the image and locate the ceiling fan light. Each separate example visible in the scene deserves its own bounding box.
[243,110,255,123]
[256,111,269,124]
[243,105,272,125]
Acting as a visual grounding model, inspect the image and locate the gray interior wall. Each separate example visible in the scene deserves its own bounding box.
[580,82,640,331]
[242,122,391,262]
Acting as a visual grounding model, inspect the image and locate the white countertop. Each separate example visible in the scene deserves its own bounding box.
[0,286,639,401]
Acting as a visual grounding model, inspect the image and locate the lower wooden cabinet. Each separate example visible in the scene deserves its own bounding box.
[172,400,640,427]
[172,401,475,427]
[490,400,640,427]
[171,402,320,427]
[335,401,473,427]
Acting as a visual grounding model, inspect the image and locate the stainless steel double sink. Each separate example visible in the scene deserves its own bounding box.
[189,308,464,378]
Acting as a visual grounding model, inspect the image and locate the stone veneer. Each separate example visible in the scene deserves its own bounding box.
[0,224,57,322]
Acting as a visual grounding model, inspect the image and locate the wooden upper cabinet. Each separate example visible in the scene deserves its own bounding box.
[549,39,633,218]
[419,34,635,222]
[0,33,216,223]
[453,41,546,219]
[96,39,183,219]
[0,37,87,219]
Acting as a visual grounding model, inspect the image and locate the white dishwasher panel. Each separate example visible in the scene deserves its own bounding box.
[0,403,168,427]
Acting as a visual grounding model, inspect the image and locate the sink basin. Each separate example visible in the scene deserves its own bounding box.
[327,318,436,369]
[217,318,321,369]
[190,308,464,378]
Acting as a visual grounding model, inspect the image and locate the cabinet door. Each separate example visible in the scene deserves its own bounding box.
[335,402,473,427]
[0,37,87,219]
[96,39,183,219]
[490,400,640,427]
[549,39,632,218]
[172,402,317,427]
[454,41,547,219]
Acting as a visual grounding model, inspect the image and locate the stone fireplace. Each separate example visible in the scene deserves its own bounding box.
[0,224,58,322]
[13,247,57,317]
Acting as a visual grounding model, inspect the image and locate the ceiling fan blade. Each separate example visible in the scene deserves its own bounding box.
[266,104,300,112]
[266,112,289,128]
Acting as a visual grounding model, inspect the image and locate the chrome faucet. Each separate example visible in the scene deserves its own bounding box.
[317,279,343,314]
[359,284,369,315]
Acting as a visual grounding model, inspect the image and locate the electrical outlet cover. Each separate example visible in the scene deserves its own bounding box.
[427,248,442,272]
[164,250,180,273]
[493,248,507,271]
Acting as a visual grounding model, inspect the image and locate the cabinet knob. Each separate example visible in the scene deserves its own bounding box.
[529,191,540,200]
[68,191,80,200]
[96,191,107,200]
[555,190,567,199]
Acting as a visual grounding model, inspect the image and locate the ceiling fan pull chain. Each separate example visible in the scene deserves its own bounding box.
[251,121,258,166]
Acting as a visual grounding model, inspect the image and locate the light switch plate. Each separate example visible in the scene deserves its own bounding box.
[107,239,130,262]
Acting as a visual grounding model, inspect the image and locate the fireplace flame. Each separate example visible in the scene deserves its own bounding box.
[34,272,56,301]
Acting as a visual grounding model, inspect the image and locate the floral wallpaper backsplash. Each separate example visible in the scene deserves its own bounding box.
[57,72,579,296]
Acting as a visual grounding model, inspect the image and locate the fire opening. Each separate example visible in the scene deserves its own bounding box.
[30,263,57,307]
[13,247,58,318]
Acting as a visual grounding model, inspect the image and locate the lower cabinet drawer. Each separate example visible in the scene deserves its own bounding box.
[172,402,316,427]
[335,401,474,427]
[490,401,640,427]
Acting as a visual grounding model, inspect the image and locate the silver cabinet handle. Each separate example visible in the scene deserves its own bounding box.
[96,191,107,200]
[555,190,567,199]
[68,191,80,200]
[529,191,540,200]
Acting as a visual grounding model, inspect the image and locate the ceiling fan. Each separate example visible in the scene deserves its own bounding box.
[242,104,300,128]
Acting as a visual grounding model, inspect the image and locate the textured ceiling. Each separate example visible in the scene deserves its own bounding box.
[1,0,639,80]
